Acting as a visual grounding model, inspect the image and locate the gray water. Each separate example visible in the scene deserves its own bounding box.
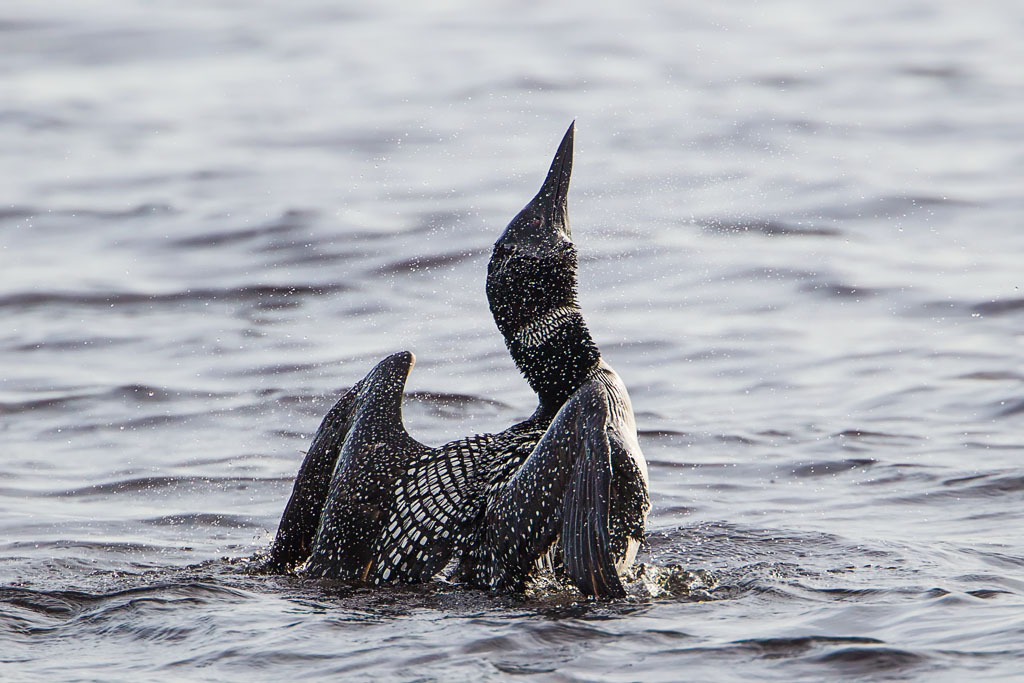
[2,0,1023,680]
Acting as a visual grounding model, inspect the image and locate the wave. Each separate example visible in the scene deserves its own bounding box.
[921,297,1024,318]
[141,513,260,529]
[805,646,928,674]
[0,202,175,223]
[43,475,285,499]
[0,284,348,311]
[374,248,485,275]
[698,218,843,237]
[883,472,1024,505]
[0,581,251,625]
[973,298,1024,316]
[799,281,884,299]
[789,458,876,478]
[1,539,175,554]
[170,209,314,249]
[993,398,1024,417]
[405,390,510,410]
[0,384,227,416]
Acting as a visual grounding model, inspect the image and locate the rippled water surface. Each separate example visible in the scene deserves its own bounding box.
[3,1,1023,680]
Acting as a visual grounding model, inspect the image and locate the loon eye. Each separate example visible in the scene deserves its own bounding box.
[529,217,541,228]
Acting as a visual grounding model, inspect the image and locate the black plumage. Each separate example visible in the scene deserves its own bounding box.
[265,123,649,597]
[265,351,549,584]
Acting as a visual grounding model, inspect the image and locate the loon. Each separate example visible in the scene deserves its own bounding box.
[264,123,649,598]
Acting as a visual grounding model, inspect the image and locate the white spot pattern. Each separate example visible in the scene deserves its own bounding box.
[513,305,580,347]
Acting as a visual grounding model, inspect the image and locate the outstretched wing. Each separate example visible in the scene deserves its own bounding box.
[263,379,366,572]
[302,352,429,580]
[364,433,498,584]
[480,380,628,598]
[268,351,508,584]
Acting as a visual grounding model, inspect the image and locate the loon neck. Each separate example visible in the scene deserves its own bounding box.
[506,305,601,413]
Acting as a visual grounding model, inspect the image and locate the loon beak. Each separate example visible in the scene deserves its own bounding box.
[536,120,574,239]
[495,121,575,254]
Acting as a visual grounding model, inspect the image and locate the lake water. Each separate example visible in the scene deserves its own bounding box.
[2,0,1023,680]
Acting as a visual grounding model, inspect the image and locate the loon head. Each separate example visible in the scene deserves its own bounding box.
[487,122,579,340]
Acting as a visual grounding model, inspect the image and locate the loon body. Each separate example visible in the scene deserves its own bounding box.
[265,350,549,584]
[266,123,649,597]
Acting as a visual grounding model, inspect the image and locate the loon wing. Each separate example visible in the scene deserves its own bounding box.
[482,379,627,598]
[267,351,496,584]
[365,433,496,583]
[559,397,621,598]
[300,351,430,580]
[263,377,367,572]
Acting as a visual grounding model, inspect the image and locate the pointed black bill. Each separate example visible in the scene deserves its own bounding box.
[495,122,575,253]
[535,120,574,237]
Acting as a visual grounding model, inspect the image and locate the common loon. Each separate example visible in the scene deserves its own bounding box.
[264,123,649,598]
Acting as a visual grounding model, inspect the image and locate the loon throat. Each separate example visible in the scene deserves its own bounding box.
[512,304,582,348]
